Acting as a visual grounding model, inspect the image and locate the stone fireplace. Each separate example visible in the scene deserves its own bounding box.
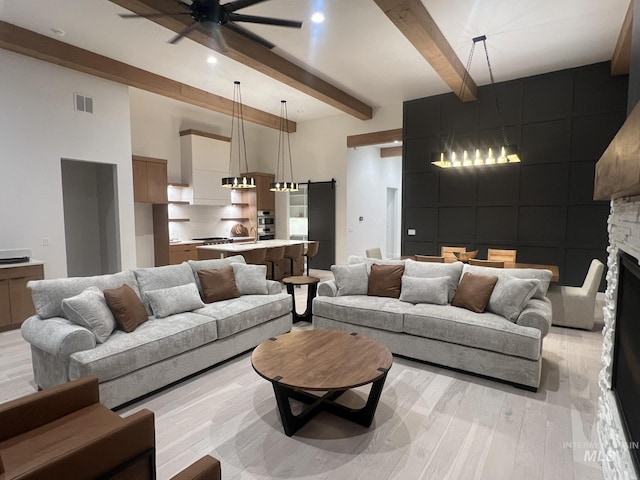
[597,195,640,479]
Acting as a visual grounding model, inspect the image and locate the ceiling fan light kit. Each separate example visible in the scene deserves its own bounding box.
[222,81,256,189]
[432,35,521,169]
[270,100,298,192]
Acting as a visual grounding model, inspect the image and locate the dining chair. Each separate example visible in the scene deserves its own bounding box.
[469,259,505,268]
[547,259,604,330]
[415,255,445,263]
[304,241,320,275]
[487,248,517,263]
[440,246,466,262]
[365,247,383,259]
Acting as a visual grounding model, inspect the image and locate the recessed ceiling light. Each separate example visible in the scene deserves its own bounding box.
[206,55,218,64]
[51,28,66,36]
[311,12,325,24]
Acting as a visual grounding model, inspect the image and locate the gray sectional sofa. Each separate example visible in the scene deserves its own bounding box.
[312,256,553,390]
[21,255,292,408]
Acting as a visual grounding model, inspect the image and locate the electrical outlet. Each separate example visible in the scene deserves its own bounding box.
[408,229,416,236]
[42,237,49,246]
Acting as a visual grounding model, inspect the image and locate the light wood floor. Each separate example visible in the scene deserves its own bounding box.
[0,271,605,480]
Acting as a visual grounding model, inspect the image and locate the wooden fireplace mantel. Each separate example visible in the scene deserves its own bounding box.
[594,101,640,200]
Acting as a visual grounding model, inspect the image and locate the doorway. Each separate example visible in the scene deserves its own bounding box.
[386,187,398,257]
[61,159,121,277]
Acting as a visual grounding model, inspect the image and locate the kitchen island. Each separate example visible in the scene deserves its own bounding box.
[197,239,308,260]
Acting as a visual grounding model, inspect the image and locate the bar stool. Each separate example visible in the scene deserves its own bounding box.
[240,247,267,265]
[264,246,285,281]
[304,241,320,275]
[283,243,304,277]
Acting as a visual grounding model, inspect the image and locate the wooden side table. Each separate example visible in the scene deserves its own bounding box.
[281,275,320,323]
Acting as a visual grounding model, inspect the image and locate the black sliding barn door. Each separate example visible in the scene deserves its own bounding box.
[308,180,335,270]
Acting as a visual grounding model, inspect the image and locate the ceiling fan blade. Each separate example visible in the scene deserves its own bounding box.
[227,13,302,28]
[169,22,201,44]
[119,12,191,18]
[223,0,269,13]
[223,21,275,49]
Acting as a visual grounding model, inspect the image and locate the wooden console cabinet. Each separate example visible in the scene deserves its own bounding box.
[0,262,44,331]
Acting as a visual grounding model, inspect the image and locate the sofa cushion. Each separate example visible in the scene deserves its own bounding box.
[145,283,205,318]
[231,264,268,295]
[461,264,552,299]
[28,271,140,320]
[368,264,404,298]
[331,263,369,296]
[103,285,148,333]
[403,259,464,302]
[134,263,196,314]
[61,287,116,343]
[487,275,540,322]
[68,312,218,382]
[198,267,241,303]
[404,304,541,361]
[313,295,414,333]
[452,272,498,313]
[399,276,449,305]
[188,255,246,294]
[194,293,291,339]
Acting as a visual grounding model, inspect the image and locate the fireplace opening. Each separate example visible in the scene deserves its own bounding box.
[612,251,640,476]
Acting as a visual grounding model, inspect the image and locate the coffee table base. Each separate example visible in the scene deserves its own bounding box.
[271,371,388,437]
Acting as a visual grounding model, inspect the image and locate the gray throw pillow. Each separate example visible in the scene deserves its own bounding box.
[61,286,116,343]
[487,275,540,322]
[231,263,268,295]
[403,259,464,302]
[145,283,205,318]
[399,276,450,305]
[133,263,196,315]
[331,263,369,296]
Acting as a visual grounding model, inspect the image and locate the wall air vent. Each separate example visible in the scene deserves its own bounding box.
[74,93,94,114]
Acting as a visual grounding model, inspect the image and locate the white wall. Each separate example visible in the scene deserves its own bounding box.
[346,146,402,258]
[0,50,135,279]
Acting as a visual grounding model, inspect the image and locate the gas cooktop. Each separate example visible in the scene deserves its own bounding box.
[192,237,232,245]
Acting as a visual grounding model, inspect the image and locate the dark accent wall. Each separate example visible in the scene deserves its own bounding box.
[402,62,628,287]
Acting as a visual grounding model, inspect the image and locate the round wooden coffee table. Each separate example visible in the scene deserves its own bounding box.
[251,329,393,436]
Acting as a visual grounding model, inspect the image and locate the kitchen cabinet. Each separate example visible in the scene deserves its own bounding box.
[0,262,44,331]
[132,156,168,204]
[169,243,204,265]
[180,129,231,206]
[246,172,276,211]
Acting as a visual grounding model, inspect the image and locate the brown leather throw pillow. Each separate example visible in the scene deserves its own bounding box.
[451,272,499,313]
[103,284,148,333]
[367,264,405,299]
[198,266,241,303]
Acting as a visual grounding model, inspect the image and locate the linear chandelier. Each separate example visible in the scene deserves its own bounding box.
[432,35,521,169]
[270,100,298,192]
[222,81,255,189]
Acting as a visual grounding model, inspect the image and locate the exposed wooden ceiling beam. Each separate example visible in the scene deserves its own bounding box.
[0,21,294,132]
[373,0,477,102]
[380,146,403,158]
[346,129,402,148]
[108,0,373,120]
[611,0,633,75]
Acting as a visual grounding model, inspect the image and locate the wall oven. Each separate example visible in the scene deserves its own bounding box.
[257,210,275,240]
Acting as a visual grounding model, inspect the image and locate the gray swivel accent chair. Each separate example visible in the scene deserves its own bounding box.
[547,259,605,330]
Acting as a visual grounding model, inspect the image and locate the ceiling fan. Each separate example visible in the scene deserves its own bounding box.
[119,0,303,49]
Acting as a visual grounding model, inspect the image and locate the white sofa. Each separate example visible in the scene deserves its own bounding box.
[21,255,292,408]
[312,256,553,390]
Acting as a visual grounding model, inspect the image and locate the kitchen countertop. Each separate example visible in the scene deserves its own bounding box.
[197,239,308,253]
[0,259,45,269]
[169,240,205,246]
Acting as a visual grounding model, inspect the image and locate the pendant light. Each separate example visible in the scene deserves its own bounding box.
[432,35,521,169]
[270,100,298,192]
[222,81,255,188]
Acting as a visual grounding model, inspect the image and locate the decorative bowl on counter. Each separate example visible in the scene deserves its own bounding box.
[230,223,249,237]
[453,250,479,263]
